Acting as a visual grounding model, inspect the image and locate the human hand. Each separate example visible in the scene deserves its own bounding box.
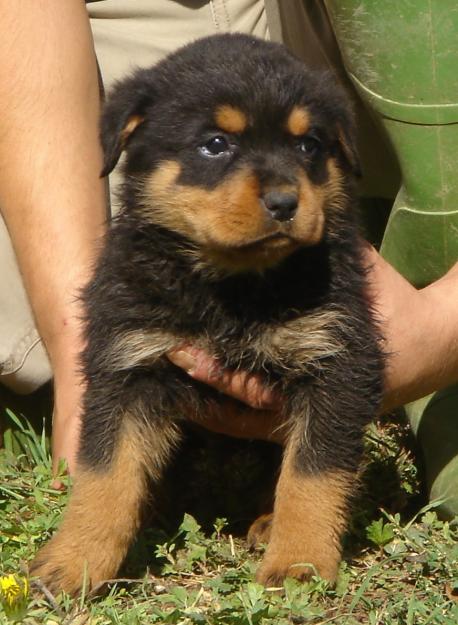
[167,347,284,443]
[168,347,280,410]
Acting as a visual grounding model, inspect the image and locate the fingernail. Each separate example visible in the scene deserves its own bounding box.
[168,350,197,374]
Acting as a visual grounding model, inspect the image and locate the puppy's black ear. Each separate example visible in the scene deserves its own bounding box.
[337,123,361,177]
[100,69,155,177]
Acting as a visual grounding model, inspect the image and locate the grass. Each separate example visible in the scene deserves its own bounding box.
[0,408,457,624]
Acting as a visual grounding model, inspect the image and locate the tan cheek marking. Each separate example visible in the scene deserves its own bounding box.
[211,170,262,242]
[291,170,325,245]
[214,104,247,134]
[286,106,311,136]
[295,159,347,245]
[142,160,196,236]
[144,163,302,272]
[175,170,263,246]
[144,163,263,244]
[325,158,348,211]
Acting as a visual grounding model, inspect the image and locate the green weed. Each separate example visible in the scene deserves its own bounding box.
[0,411,457,624]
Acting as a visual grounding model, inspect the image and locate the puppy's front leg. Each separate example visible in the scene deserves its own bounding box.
[31,417,179,596]
[256,422,356,586]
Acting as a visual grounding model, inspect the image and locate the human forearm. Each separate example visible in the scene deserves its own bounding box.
[0,1,106,361]
[377,256,458,411]
[0,1,107,473]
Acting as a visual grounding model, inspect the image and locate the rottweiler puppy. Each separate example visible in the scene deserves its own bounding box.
[31,33,383,595]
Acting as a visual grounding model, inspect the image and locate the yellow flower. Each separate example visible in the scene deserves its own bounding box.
[0,574,29,621]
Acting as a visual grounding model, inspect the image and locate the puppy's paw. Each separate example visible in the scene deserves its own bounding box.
[256,550,339,587]
[247,513,273,550]
[31,541,89,597]
[31,534,114,597]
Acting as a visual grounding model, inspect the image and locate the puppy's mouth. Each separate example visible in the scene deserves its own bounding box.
[198,229,302,274]
[211,226,298,252]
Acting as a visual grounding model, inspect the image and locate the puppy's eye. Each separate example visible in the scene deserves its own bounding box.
[199,135,232,158]
[296,135,321,156]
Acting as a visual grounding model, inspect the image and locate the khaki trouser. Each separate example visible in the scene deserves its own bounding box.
[0,0,397,393]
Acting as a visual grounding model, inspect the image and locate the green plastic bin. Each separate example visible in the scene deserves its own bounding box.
[325,0,458,517]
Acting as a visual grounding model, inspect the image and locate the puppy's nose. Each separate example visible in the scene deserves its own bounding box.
[263,191,298,222]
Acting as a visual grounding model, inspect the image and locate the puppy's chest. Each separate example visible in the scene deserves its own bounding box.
[104,243,347,375]
[108,300,346,378]
[214,307,345,376]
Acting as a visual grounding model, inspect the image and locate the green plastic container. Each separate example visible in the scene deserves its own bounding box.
[325,0,458,517]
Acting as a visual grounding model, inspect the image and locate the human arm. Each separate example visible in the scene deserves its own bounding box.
[369,248,458,411]
[0,1,106,475]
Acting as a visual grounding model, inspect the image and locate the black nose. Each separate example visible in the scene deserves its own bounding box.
[263,191,298,222]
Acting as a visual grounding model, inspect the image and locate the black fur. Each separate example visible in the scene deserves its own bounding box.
[84,35,381,473]
[36,34,384,591]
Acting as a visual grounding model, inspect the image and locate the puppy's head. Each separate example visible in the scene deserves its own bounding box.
[101,34,359,273]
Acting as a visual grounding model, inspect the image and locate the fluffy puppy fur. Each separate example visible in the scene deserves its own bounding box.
[31,34,383,595]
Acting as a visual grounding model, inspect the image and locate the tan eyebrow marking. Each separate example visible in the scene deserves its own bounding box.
[286,106,311,136]
[214,104,248,134]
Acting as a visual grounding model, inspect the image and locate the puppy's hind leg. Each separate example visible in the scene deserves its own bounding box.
[31,415,179,596]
